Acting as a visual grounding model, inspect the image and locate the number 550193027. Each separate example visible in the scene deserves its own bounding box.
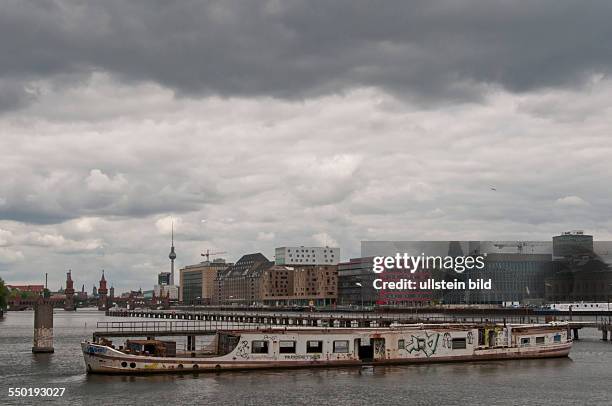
[8,388,66,397]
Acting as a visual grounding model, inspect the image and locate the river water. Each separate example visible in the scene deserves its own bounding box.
[1,309,612,405]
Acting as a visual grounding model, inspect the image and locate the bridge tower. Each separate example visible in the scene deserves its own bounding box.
[64,270,76,311]
[98,270,108,311]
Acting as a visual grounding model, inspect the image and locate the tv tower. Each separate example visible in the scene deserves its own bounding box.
[169,221,177,285]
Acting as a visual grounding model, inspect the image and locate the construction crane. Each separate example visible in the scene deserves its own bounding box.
[201,249,227,262]
[493,241,548,254]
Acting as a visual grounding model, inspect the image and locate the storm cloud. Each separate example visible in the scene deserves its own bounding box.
[2,0,612,109]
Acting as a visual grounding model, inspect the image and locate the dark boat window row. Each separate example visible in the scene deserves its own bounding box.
[251,339,350,354]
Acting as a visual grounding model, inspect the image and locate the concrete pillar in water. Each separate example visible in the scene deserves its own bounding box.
[32,299,54,353]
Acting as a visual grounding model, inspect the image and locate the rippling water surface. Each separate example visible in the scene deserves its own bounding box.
[1,309,612,405]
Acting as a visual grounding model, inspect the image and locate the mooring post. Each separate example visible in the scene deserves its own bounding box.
[32,297,54,353]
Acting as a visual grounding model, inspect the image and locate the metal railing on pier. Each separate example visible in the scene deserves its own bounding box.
[106,308,586,326]
[96,319,271,335]
[93,314,612,342]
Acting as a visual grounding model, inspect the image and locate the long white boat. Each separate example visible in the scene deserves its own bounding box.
[82,323,572,374]
[547,302,611,312]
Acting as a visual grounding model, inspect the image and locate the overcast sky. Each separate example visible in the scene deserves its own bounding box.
[1,0,612,292]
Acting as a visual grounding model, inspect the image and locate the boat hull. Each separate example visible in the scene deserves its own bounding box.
[82,341,572,374]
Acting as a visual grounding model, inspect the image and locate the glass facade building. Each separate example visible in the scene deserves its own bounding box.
[433,253,553,305]
[181,270,204,304]
[337,257,378,307]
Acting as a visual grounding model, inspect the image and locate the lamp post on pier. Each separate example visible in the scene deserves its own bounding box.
[607,283,612,325]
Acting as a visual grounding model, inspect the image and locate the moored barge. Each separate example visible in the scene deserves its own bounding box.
[82,323,572,374]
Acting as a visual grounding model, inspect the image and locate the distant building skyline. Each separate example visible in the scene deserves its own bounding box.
[5,231,612,295]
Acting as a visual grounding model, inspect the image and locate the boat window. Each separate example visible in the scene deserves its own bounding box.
[451,338,467,349]
[251,340,269,354]
[333,340,349,353]
[554,334,561,342]
[536,336,545,345]
[521,337,531,346]
[279,341,296,354]
[306,340,323,353]
[398,339,405,350]
[217,333,240,353]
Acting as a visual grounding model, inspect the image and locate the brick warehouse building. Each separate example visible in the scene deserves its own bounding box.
[260,265,338,307]
[213,253,273,305]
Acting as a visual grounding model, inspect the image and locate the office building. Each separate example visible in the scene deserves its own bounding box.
[260,265,295,304]
[179,259,232,304]
[337,257,378,307]
[158,272,171,286]
[553,231,593,258]
[292,265,337,306]
[462,253,553,304]
[260,265,338,307]
[546,231,612,302]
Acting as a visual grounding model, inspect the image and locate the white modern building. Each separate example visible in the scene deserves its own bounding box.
[275,246,340,266]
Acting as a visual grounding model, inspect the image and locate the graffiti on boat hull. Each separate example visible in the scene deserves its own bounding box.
[236,340,250,359]
[442,332,451,349]
[405,332,440,357]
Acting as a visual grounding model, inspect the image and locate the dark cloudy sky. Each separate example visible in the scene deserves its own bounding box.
[1,0,612,292]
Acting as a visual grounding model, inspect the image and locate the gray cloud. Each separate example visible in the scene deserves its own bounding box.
[1,78,612,291]
[2,0,612,111]
[0,166,215,224]
[0,79,35,111]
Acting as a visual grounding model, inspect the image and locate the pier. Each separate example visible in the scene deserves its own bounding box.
[102,309,612,341]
